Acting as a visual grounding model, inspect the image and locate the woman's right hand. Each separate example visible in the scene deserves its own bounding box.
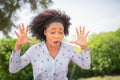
[14,23,34,50]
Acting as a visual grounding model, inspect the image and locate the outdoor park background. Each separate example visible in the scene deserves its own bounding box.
[0,0,120,80]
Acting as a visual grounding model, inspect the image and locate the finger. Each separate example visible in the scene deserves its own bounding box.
[19,24,22,34]
[76,27,79,37]
[80,26,82,32]
[27,40,34,44]
[85,31,90,37]
[70,41,77,45]
[80,26,83,35]
[19,23,25,34]
[21,23,25,30]
[19,24,21,31]
[25,25,28,37]
[83,26,85,35]
[14,30,19,38]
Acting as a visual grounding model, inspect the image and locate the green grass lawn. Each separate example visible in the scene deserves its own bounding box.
[78,75,120,80]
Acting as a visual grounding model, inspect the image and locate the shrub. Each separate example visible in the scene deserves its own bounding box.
[88,28,120,75]
[0,38,34,80]
[68,28,120,79]
[0,29,120,80]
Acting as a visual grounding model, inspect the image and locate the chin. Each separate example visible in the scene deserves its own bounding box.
[52,44,60,48]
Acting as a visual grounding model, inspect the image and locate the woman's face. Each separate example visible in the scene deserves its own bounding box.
[44,22,64,48]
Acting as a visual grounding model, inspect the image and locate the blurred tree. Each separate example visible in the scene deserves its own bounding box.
[0,0,53,37]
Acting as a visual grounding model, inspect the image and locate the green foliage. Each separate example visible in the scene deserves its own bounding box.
[68,28,120,79]
[79,75,120,80]
[0,38,35,80]
[88,29,120,75]
[0,0,53,37]
[0,28,120,79]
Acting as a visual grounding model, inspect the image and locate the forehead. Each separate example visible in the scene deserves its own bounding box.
[46,22,64,30]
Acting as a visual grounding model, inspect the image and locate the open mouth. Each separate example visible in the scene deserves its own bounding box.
[53,41,60,44]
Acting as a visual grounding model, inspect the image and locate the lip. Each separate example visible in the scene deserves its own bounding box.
[53,41,60,44]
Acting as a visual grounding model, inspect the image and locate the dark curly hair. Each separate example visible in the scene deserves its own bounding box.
[29,9,71,41]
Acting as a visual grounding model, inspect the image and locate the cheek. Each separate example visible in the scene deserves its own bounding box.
[45,34,55,42]
[59,34,64,40]
[46,36,53,41]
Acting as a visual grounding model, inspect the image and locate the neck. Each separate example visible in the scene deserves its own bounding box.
[45,42,61,59]
[46,42,60,51]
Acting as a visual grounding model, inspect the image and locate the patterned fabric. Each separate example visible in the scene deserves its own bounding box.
[9,41,91,80]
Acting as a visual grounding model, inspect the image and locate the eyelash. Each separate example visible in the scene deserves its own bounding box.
[50,32,55,34]
[50,32,63,34]
[59,32,63,34]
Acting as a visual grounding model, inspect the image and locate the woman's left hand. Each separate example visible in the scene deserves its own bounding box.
[70,26,89,50]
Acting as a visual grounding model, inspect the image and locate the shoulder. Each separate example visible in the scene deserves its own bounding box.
[28,41,45,50]
[61,42,74,49]
[25,41,45,56]
[61,42,76,56]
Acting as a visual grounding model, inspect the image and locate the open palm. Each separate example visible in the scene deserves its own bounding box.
[70,26,89,49]
[14,23,33,50]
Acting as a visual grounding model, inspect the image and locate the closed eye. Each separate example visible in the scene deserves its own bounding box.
[59,32,64,34]
[50,32,55,34]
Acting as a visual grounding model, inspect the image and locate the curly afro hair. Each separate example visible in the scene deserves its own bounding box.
[29,9,71,41]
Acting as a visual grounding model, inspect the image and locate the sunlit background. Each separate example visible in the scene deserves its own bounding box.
[1,0,120,40]
[0,0,120,80]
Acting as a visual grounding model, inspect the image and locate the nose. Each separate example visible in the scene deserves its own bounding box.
[54,33,60,38]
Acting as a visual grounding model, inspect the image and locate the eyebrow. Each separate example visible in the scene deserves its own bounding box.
[51,28,64,30]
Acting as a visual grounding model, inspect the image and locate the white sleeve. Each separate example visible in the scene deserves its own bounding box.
[9,46,33,73]
[70,46,91,69]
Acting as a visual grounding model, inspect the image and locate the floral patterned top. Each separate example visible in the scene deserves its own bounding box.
[9,41,91,80]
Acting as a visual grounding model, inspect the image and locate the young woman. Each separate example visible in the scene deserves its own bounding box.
[9,9,91,80]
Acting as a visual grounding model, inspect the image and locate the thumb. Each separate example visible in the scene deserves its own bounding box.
[69,41,77,45]
[27,40,34,44]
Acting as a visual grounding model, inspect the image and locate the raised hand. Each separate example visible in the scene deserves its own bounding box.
[70,26,89,50]
[14,23,34,50]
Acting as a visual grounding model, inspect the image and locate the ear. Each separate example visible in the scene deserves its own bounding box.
[44,30,46,36]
